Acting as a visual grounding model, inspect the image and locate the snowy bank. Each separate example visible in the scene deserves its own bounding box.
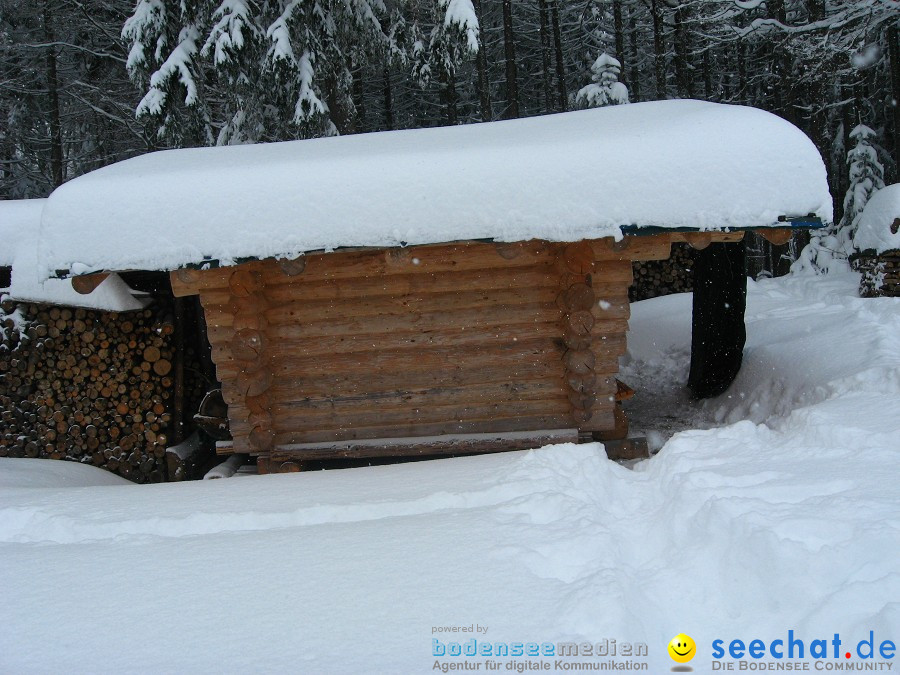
[854,183,900,254]
[1,272,896,674]
[38,100,832,277]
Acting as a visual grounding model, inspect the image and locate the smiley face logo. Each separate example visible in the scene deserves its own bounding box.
[668,634,696,663]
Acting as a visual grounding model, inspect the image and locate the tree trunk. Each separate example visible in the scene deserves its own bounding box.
[550,0,567,111]
[888,24,900,181]
[613,0,624,66]
[443,70,458,125]
[502,0,519,119]
[382,65,394,131]
[673,5,691,98]
[352,68,366,133]
[538,0,554,112]
[703,49,712,100]
[473,0,493,121]
[651,0,666,99]
[628,10,640,102]
[688,242,747,399]
[43,4,64,188]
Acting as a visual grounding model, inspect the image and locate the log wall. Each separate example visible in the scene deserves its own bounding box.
[172,237,670,468]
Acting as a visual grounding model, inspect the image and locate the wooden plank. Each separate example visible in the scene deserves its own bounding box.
[262,240,561,285]
[271,378,569,418]
[215,336,568,380]
[263,357,584,401]
[268,413,584,446]
[255,266,562,305]
[209,324,627,366]
[271,397,575,433]
[268,429,580,461]
[206,301,565,336]
[670,231,746,245]
[262,285,564,325]
[212,322,561,362]
[591,235,672,262]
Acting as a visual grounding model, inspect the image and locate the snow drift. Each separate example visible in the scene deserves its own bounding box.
[0,271,896,674]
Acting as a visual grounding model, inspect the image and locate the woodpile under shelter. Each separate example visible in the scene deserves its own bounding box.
[31,100,832,474]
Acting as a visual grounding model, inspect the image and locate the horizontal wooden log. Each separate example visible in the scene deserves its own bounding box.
[171,241,559,297]
[757,228,793,245]
[272,266,562,304]
[271,377,569,418]
[590,295,630,320]
[217,336,568,380]
[208,302,569,342]
[266,413,584,447]
[269,428,580,461]
[212,321,581,363]
[269,396,575,434]
[71,273,110,295]
[264,283,564,323]
[591,236,672,262]
[265,355,620,401]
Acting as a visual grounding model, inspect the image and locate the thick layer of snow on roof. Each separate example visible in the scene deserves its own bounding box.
[0,198,45,267]
[1,272,897,673]
[39,100,832,277]
[854,183,900,254]
[1,200,148,312]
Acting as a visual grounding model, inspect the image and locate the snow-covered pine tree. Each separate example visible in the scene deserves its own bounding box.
[795,123,886,274]
[575,53,629,108]
[203,0,267,145]
[413,0,480,125]
[123,0,215,147]
[839,124,886,250]
[264,0,389,138]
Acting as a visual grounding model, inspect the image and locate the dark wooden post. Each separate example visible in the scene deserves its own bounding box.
[688,241,747,399]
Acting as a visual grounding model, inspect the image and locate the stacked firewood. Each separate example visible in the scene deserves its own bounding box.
[630,243,695,301]
[853,252,900,298]
[0,298,179,482]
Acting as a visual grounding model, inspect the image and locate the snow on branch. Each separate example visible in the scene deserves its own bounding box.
[440,0,479,53]
[203,0,259,66]
[136,25,202,118]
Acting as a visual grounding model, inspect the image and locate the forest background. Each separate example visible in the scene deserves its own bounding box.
[1,0,897,273]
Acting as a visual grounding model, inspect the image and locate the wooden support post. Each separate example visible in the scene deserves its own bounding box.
[688,241,747,398]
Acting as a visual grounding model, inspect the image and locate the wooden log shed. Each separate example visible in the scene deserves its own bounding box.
[34,100,833,475]
[165,230,802,473]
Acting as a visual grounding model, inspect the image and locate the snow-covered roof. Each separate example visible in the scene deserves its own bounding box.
[0,198,45,267]
[854,183,900,254]
[38,100,832,278]
[0,199,147,312]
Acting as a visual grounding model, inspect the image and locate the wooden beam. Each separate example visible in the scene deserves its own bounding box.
[268,429,580,461]
[71,272,109,295]
[757,228,793,245]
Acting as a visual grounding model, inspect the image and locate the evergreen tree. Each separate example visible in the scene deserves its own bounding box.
[575,53,629,108]
[839,124,885,250]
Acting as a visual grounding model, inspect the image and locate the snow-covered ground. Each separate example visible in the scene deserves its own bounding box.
[1,270,897,674]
